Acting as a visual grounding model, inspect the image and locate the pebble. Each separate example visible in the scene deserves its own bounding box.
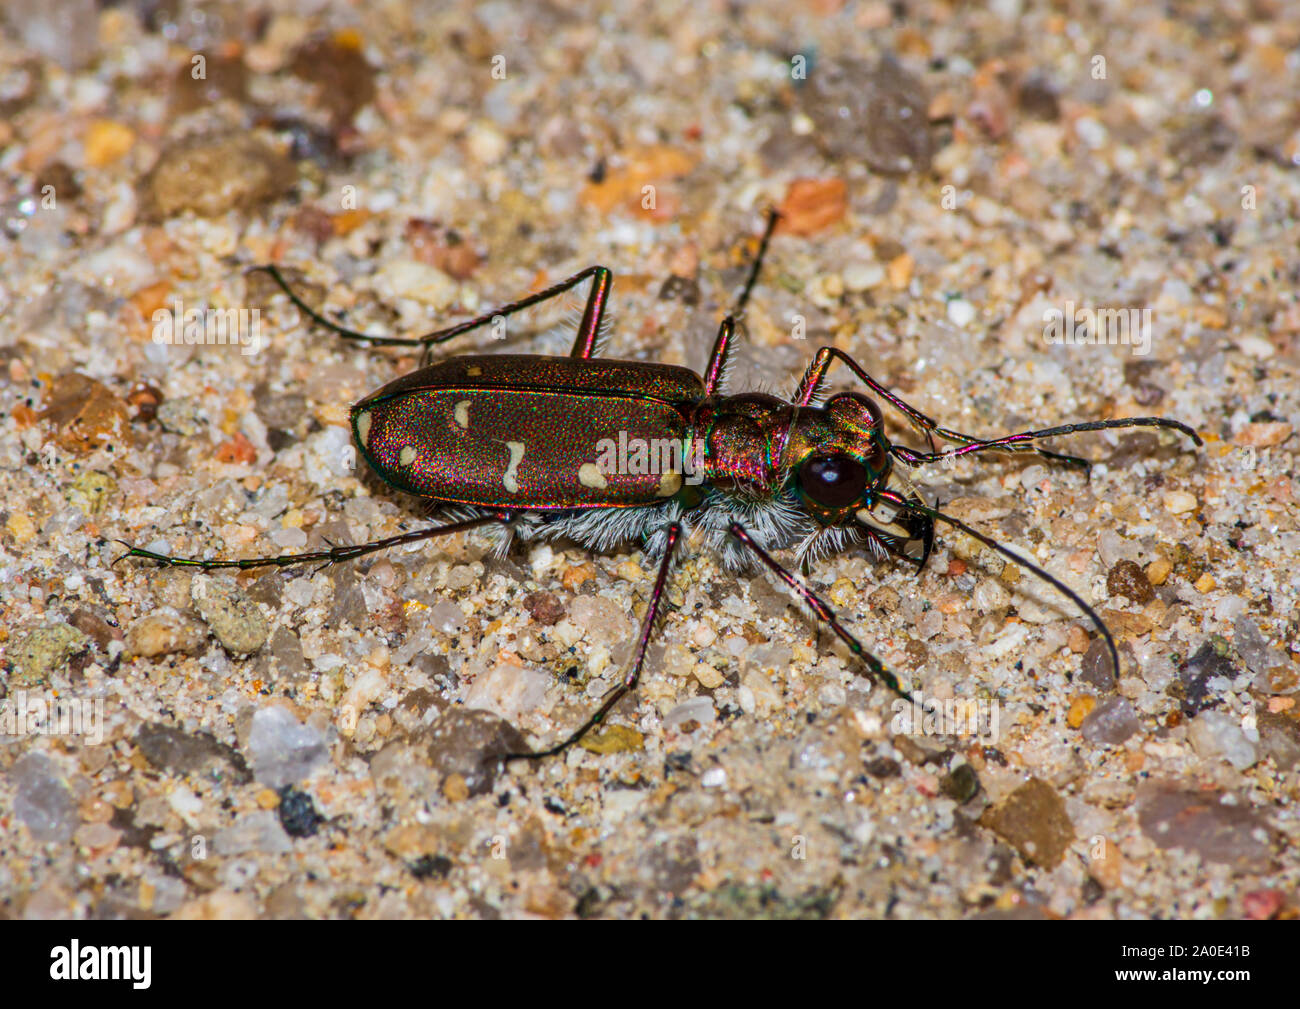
[429,600,466,634]
[1106,560,1154,604]
[842,262,885,291]
[84,118,134,167]
[972,579,1010,612]
[171,890,258,920]
[442,773,470,801]
[524,591,565,626]
[7,0,98,70]
[4,623,90,687]
[940,764,980,803]
[1241,889,1285,921]
[1234,422,1291,448]
[740,669,781,717]
[373,259,459,311]
[693,661,725,689]
[1137,784,1274,871]
[246,706,329,788]
[9,753,78,842]
[776,178,847,236]
[887,252,914,289]
[74,821,122,856]
[578,724,644,754]
[288,31,377,126]
[1145,558,1172,585]
[1080,638,1116,689]
[946,298,976,327]
[1235,335,1276,360]
[191,576,269,655]
[67,471,116,515]
[462,661,550,723]
[124,609,205,658]
[664,696,715,729]
[1163,490,1197,514]
[137,723,249,782]
[1233,615,1285,678]
[424,708,528,797]
[1066,626,1090,654]
[1080,696,1141,745]
[1188,710,1257,770]
[213,811,292,855]
[1179,641,1238,714]
[799,56,933,174]
[979,778,1074,868]
[39,373,131,454]
[1067,696,1096,728]
[7,512,36,544]
[142,133,292,219]
[568,595,636,647]
[156,397,206,436]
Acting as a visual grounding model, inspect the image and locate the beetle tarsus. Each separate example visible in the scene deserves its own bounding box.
[726,520,911,700]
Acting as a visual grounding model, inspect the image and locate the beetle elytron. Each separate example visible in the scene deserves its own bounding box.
[123,211,1202,757]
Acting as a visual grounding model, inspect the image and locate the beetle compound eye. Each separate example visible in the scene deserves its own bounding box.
[799,453,868,508]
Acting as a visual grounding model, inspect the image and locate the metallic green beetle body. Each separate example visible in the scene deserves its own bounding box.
[124,212,1202,757]
[354,354,702,509]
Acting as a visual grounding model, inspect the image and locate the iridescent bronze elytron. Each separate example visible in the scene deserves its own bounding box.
[123,211,1202,757]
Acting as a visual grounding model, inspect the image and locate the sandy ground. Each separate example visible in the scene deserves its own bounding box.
[1,0,1298,919]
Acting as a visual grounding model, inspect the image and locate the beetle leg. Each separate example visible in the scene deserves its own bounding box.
[727,521,911,700]
[566,266,614,359]
[116,513,510,571]
[250,264,613,364]
[702,209,781,397]
[508,521,683,760]
[702,316,738,396]
[792,346,939,453]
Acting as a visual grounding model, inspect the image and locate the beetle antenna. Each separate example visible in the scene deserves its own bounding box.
[890,416,1202,468]
[734,207,780,318]
[880,491,1120,682]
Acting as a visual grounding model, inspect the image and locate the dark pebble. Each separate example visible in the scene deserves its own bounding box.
[277,786,323,838]
[137,722,250,783]
[1179,641,1238,715]
[409,854,453,879]
[1080,638,1116,690]
[1107,560,1154,604]
[425,708,529,796]
[940,763,981,802]
[524,590,566,626]
[800,56,933,174]
[1137,783,1275,872]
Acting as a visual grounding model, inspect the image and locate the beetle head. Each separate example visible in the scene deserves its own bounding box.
[792,392,933,566]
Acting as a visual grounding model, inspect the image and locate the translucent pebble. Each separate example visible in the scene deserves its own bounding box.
[246,706,329,788]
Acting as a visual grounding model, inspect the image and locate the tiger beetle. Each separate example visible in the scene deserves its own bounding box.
[121,210,1202,759]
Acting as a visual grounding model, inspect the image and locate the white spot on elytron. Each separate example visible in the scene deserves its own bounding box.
[454,400,471,429]
[466,366,482,377]
[399,446,417,467]
[502,441,525,493]
[356,411,372,445]
[656,469,682,497]
[578,462,608,490]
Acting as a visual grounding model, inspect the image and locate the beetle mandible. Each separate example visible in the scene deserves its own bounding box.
[123,210,1202,758]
